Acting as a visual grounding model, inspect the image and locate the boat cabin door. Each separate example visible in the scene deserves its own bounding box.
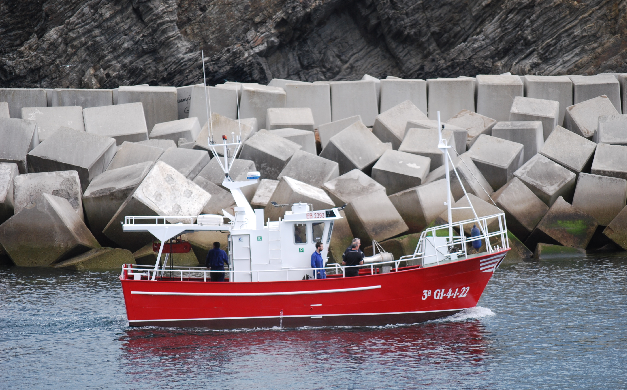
[231,234,252,282]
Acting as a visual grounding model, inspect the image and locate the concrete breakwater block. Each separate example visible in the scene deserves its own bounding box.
[525,196,598,250]
[0,194,100,267]
[320,121,391,175]
[539,125,596,173]
[270,128,316,155]
[404,120,468,155]
[572,173,627,226]
[240,85,286,129]
[569,75,621,112]
[362,74,381,107]
[285,83,331,127]
[103,161,211,251]
[595,115,627,144]
[380,79,427,114]
[399,128,454,171]
[564,95,620,139]
[427,78,475,122]
[0,88,47,119]
[467,135,524,190]
[265,177,335,221]
[193,114,255,156]
[83,102,149,145]
[495,177,549,241]
[157,147,210,179]
[150,117,201,145]
[509,96,559,140]
[0,163,18,224]
[240,130,301,180]
[175,84,202,120]
[251,179,279,208]
[345,190,408,243]
[51,89,113,109]
[267,108,315,131]
[534,243,586,260]
[13,170,83,219]
[268,79,308,90]
[188,85,239,124]
[523,75,573,125]
[54,248,134,270]
[0,118,38,173]
[603,205,627,250]
[476,75,524,122]
[591,143,627,180]
[21,106,84,142]
[83,162,152,243]
[438,193,503,235]
[389,179,449,233]
[106,141,163,171]
[371,150,430,195]
[373,100,428,150]
[322,169,386,207]
[27,127,117,191]
[330,81,378,126]
[492,121,543,164]
[446,110,497,149]
[195,158,257,201]
[192,176,236,215]
[514,154,576,206]
[425,153,494,203]
[317,116,361,149]
[0,102,9,118]
[136,139,176,150]
[278,150,339,188]
[117,86,178,133]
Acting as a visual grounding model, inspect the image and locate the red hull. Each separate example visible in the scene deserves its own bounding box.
[120,250,508,328]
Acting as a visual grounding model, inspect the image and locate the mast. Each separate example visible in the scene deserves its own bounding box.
[437,111,454,244]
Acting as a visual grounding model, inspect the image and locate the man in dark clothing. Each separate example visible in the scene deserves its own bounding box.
[342,238,364,263]
[470,224,482,253]
[205,242,229,282]
[342,242,364,277]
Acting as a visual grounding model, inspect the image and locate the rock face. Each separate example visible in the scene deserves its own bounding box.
[2,1,626,89]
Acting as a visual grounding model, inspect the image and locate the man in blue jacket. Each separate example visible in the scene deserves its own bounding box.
[311,241,326,279]
[205,242,229,282]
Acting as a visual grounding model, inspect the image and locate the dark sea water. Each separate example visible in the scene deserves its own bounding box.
[2,253,627,389]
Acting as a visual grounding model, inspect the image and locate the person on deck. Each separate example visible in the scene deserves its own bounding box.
[205,242,229,282]
[342,238,363,263]
[470,224,482,254]
[311,241,326,279]
[342,242,364,277]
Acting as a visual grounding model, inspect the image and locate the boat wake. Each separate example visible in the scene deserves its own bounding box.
[437,306,495,323]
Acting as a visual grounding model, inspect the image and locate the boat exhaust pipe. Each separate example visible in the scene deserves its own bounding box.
[363,252,394,264]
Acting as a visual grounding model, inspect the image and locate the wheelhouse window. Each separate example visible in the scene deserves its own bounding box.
[312,222,325,243]
[294,224,307,244]
[326,221,334,244]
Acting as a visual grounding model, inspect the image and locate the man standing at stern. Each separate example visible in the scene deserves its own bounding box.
[206,242,229,282]
[311,241,326,279]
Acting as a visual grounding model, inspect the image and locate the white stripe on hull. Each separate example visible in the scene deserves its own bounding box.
[131,284,381,297]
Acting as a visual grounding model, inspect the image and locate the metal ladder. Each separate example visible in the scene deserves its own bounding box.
[268,221,281,263]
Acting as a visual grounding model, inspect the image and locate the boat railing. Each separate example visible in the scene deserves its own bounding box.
[124,215,198,225]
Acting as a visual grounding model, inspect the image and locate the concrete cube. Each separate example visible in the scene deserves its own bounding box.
[54,247,134,270]
[495,177,549,241]
[320,120,392,175]
[425,153,494,203]
[268,79,308,90]
[446,109,497,148]
[603,205,627,250]
[270,128,316,155]
[188,85,239,124]
[0,118,39,173]
[317,116,361,149]
[194,157,258,201]
[595,115,627,144]
[21,106,84,141]
[370,150,430,195]
[427,78,475,122]
[83,102,149,145]
[572,173,627,226]
[476,75,524,121]
[0,88,47,119]
[0,194,100,267]
[591,143,627,180]
[467,135,524,190]
[136,139,177,150]
[240,85,286,129]
[404,120,468,155]
[157,147,210,179]
[380,79,427,114]
[523,76,573,125]
[51,89,113,108]
[0,163,18,224]
[509,96,559,140]
[192,176,236,215]
[117,86,178,132]
[330,81,378,126]
[438,193,503,236]
[175,84,202,119]
[399,128,454,171]
[570,75,621,112]
[514,154,577,206]
[265,177,335,221]
[564,95,620,139]
[322,169,386,207]
[13,170,83,219]
[240,130,301,180]
[540,125,596,173]
[344,190,408,243]
[107,141,163,171]
[492,121,544,163]
[0,102,9,118]
[251,179,279,208]
[362,74,381,107]
[388,178,449,233]
[278,150,339,188]
[267,108,315,131]
[285,83,331,127]
[150,117,201,145]
[372,100,428,149]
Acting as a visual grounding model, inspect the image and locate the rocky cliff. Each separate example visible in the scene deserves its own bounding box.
[2,0,627,88]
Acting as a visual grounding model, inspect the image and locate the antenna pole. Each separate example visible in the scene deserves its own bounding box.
[438,111,454,244]
[201,50,213,143]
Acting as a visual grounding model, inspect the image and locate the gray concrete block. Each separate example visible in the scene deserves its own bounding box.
[322,169,386,207]
[117,86,178,133]
[380,79,427,114]
[268,79,307,90]
[540,125,596,173]
[404,120,468,155]
[399,128,454,171]
[320,120,392,175]
[330,81,378,126]
[265,176,335,221]
[591,143,627,180]
[495,177,549,241]
[596,115,627,144]
[345,190,408,243]
[239,117,258,134]
[83,162,152,242]
[51,89,113,108]
[425,153,494,203]
[150,117,201,145]
[285,83,331,127]
[135,139,177,150]
[603,204,627,250]
[509,96,559,140]
[176,84,202,120]
[570,75,621,112]
[13,170,83,218]
[0,88,47,119]
[362,74,381,107]
[278,150,339,187]
[107,141,164,171]
[83,102,149,145]
[492,121,544,163]
[240,85,286,129]
[0,118,39,173]
[572,172,627,226]
[0,163,18,224]
[427,78,475,122]
[476,75,524,121]
[0,193,100,267]
[388,178,449,233]
[446,109,497,148]
[267,108,315,131]
[21,106,85,142]
[0,102,10,118]
[439,193,503,236]
[192,176,236,215]
[514,154,577,206]
[188,85,239,124]
[270,128,316,155]
[240,130,301,180]
[27,128,117,191]
[564,95,620,139]
[251,179,279,208]
[317,116,361,149]
[157,147,210,179]
[373,100,428,149]
[467,134,524,190]
[522,75,573,125]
